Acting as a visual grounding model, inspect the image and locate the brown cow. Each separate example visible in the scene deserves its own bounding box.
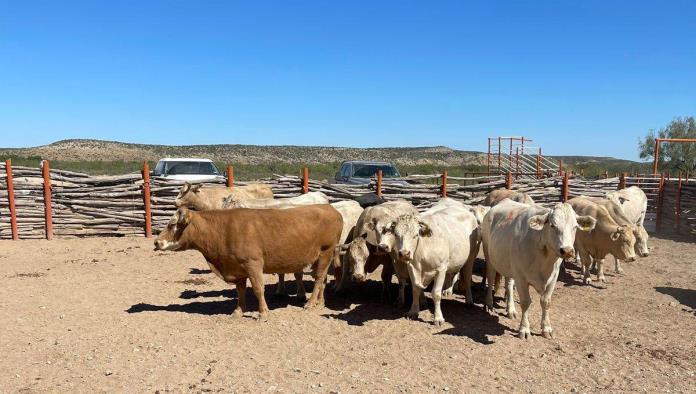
[154,205,343,320]
[568,197,636,284]
[175,183,273,210]
[483,189,535,207]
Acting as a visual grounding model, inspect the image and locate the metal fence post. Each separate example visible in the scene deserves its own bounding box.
[505,171,512,190]
[619,173,626,189]
[226,166,234,188]
[142,162,152,238]
[441,171,448,198]
[562,172,569,202]
[42,160,53,240]
[656,173,665,231]
[302,167,309,194]
[5,159,18,240]
[376,170,383,197]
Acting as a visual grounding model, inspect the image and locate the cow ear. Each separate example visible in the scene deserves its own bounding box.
[191,184,202,193]
[181,182,191,195]
[610,230,621,241]
[618,197,630,204]
[418,221,432,237]
[176,208,192,225]
[576,215,596,232]
[528,213,548,231]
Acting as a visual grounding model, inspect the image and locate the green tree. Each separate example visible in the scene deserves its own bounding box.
[639,117,696,173]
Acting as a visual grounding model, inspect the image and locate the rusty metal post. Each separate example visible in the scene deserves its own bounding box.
[515,147,519,178]
[509,138,513,170]
[652,138,660,175]
[497,137,502,172]
[676,172,682,229]
[41,160,53,240]
[441,171,447,198]
[656,173,665,230]
[558,160,563,176]
[376,170,383,197]
[5,159,18,240]
[521,136,525,155]
[142,162,152,238]
[226,166,234,188]
[302,167,309,194]
[487,138,491,176]
[562,172,569,202]
[505,171,512,190]
[619,173,626,189]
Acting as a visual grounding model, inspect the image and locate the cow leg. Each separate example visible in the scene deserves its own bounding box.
[516,280,532,340]
[442,272,457,298]
[275,274,287,297]
[305,250,332,309]
[540,282,556,339]
[579,249,593,284]
[406,283,422,320]
[246,264,269,321]
[232,278,247,318]
[459,258,475,305]
[484,263,497,313]
[380,261,394,303]
[614,256,624,274]
[334,254,351,294]
[396,278,406,306]
[505,277,517,319]
[596,258,606,283]
[431,269,447,326]
[294,272,307,302]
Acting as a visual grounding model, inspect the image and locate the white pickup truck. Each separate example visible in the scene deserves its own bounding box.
[152,158,225,183]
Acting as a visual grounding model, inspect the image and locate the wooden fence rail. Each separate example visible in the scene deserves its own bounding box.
[1,161,693,239]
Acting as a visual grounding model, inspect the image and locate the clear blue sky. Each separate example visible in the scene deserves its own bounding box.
[1,1,694,160]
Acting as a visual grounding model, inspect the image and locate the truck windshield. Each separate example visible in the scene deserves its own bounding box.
[351,164,400,178]
[162,161,219,175]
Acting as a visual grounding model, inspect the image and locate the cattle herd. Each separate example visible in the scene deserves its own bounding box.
[153,182,650,339]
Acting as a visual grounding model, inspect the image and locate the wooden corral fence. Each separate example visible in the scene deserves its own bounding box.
[1,160,693,239]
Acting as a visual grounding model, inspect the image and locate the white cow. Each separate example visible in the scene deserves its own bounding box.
[482,200,596,339]
[606,186,650,258]
[223,191,329,209]
[386,200,481,326]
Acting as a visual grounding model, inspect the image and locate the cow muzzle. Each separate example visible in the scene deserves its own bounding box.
[352,273,366,282]
[377,244,391,254]
[397,249,412,261]
[559,247,574,259]
[640,252,649,258]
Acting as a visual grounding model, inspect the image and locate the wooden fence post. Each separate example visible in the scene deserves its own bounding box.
[376,170,383,197]
[142,162,152,238]
[505,171,512,190]
[5,159,18,240]
[302,167,309,194]
[41,160,53,240]
[441,171,448,198]
[226,166,234,188]
[562,172,569,202]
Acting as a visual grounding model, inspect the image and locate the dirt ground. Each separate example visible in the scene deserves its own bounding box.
[1,235,694,393]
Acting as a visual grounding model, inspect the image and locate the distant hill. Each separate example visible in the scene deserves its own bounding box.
[0,139,649,178]
[0,139,487,166]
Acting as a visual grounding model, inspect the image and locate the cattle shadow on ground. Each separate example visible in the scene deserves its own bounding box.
[655,286,696,313]
[189,268,212,275]
[127,281,313,316]
[434,300,508,344]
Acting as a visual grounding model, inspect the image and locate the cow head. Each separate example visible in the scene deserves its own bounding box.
[528,203,596,260]
[609,225,637,262]
[174,182,203,208]
[387,214,432,262]
[605,191,630,206]
[342,237,370,282]
[634,224,649,257]
[154,208,194,251]
[367,217,397,254]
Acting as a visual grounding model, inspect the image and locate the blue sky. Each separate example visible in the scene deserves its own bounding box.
[1,1,694,160]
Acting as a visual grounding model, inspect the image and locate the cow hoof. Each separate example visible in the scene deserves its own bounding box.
[406,311,419,320]
[296,294,307,303]
[433,318,445,327]
[518,329,531,340]
[257,313,269,322]
[485,303,495,313]
[394,298,405,307]
[542,329,554,339]
[507,310,517,319]
[442,289,453,297]
[598,277,606,283]
[615,268,624,274]
[583,277,592,285]
[232,309,244,319]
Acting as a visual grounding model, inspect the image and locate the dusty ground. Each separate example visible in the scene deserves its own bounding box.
[1,235,694,393]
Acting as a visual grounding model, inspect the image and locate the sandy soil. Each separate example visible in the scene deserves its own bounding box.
[1,235,694,393]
